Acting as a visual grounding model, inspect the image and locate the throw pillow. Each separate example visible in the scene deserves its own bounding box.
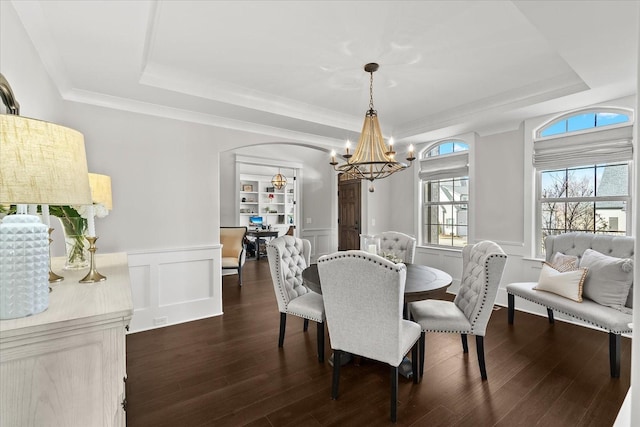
[549,252,579,272]
[534,262,588,302]
[579,249,633,312]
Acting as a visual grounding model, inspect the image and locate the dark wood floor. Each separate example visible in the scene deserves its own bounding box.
[126,259,630,426]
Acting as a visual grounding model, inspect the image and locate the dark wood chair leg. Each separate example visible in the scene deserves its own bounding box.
[238,267,242,286]
[331,350,342,399]
[419,331,425,379]
[547,308,555,324]
[411,340,419,384]
[317,321,324,363]
[390,365,398,423]
[610,332,621,378]
[508,293,515,324]
[476,335,487,380]
[303,318,309,332]
[461,333,468,353]
[278,313,286,347]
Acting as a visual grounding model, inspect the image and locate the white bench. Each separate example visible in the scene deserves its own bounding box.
[506,233,634,378]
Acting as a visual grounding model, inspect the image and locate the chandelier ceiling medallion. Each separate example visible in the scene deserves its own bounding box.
[330,63,415,192]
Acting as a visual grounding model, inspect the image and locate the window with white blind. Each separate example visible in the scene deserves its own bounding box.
[419,140,469,247]
[534,108,633,255]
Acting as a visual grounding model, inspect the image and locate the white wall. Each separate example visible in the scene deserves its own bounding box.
[0,2,64,123]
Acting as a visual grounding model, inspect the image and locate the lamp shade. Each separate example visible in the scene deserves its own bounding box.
[88,173,113,210]
[0,114,92,205]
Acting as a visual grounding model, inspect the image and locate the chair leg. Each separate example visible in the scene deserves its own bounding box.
[411,340,419,384]
[278,313,286,347]
[547,308,555,324]
[610,332,621,378]
[317,321,325,363]
[508,293,515,324]
[331,350,342,399]
[419,331,426,379]
[461,334,468,353]
[238,267,242,286]
[303,318,309,332]
[476,335,487,380]
[390,365,398,423]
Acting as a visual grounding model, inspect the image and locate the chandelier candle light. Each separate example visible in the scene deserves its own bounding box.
[330,63,415,192]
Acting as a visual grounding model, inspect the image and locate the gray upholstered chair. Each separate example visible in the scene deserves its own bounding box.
[409,241,507,380]
[220,226,247,285]
[374,231,417,263]
[266,235,325,362]
[317,250,421,423]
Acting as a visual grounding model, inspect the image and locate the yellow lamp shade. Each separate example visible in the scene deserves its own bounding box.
[0,115,92,205]
[89,173,113,210]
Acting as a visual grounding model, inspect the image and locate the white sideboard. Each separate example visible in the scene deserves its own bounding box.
[0,252,134,426]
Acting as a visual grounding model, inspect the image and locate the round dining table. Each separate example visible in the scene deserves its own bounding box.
[302,262,452,303]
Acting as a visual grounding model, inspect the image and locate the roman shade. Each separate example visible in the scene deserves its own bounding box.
[419,152,469,181]
[533,125,633,170]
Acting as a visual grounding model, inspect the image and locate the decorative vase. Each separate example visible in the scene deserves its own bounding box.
[60,216,89,270]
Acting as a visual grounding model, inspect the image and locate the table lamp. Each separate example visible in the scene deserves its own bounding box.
[80,173,112,283]
[0,73,92,319]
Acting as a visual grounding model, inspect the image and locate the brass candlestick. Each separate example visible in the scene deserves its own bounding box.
[80,236,106,283]
[48,228,64,283]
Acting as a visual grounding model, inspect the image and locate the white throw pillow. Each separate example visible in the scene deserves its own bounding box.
[534,262,588,302]
[579,249,633,312]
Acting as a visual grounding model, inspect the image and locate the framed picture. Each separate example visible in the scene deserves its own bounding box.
[242,184,253,192]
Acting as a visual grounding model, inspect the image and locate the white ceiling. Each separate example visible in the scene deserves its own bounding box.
[11,0,639,149]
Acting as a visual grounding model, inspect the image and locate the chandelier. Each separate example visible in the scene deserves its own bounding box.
[271,169,287,190]
[330,63,415,192]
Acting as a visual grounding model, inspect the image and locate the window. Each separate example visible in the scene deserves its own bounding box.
[534,108,632,255]
[539,111,629,137]
[419,140,469,247]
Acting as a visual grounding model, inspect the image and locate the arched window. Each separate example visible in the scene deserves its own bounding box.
[534,108,633,255]
[538,109,630,138]
[419,140,469,247]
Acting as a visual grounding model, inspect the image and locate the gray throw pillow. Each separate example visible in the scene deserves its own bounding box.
[579,249,633,312]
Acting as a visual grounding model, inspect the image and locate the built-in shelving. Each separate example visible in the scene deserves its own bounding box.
[239,173,295,233]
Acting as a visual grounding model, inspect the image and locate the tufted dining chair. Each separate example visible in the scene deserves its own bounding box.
[317,250,421,422]
[266,235,325,362]
[409,241,507,380]
[374,231,417,263]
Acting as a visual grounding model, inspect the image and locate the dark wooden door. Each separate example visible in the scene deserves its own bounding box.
[338,175,361,251]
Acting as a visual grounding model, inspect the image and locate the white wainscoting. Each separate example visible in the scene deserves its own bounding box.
[126,245,222,333]
[300,228,335,263]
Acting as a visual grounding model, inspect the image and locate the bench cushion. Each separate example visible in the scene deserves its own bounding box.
[507,282,632,334]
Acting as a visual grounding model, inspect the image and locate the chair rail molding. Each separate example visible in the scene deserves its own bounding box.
[126,245,222,333]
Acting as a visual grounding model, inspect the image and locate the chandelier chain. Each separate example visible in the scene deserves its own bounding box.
[369,71,374,110]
